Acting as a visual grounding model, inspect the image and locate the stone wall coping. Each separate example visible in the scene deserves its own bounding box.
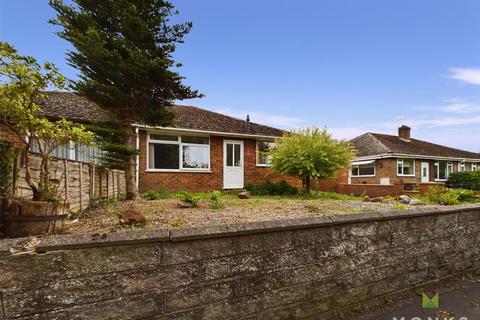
[1,204,479,254]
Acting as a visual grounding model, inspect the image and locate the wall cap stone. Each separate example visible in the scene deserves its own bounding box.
[1,204,479,254]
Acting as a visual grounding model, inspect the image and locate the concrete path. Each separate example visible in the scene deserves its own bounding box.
[359,281,480,320]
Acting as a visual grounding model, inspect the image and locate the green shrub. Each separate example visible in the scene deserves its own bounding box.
[245,180,298,196]
[447,171,480,191]
[420,188,479,205]
[144,188,170,200]
[177,191,201,208]
[209,191,224,210]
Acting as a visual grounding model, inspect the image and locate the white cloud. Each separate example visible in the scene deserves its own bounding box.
[448,68,480,85]
[213,107,305,130]
[440,98,480,114]
[383,116,480,128]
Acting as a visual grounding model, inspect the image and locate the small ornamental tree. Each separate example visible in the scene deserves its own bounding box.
[270,128,355,193]
[0,42,93,202]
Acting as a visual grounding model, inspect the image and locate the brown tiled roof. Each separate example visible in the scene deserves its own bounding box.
[38,92,284,137]
[351,132,480,159]
[38,91,110,123]
[168,105,284,137]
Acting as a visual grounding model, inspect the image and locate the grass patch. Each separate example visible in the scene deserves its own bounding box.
[303,191,360,201]
[167,216,187,228]
[70,197,120,220]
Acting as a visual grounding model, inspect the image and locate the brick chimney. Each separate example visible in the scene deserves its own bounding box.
[398,125,411,142]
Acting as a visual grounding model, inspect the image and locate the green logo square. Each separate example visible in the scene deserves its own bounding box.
[422,293,439,309]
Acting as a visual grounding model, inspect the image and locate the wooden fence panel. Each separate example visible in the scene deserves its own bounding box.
[13,153,126,212]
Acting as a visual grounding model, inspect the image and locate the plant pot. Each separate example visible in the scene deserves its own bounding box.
[5,200,69,237]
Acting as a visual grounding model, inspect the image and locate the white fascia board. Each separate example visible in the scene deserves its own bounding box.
[133,124,282,140]
[354,153,480,162]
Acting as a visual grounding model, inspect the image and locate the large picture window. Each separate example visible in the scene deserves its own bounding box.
[351,162,375,177]
[148,134,210,171]
[435,161,453,181]
[397,158,415,176]
[256,141,275,166]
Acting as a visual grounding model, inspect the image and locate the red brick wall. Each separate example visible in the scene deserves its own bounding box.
[0,123,25,150]
[337,183,404,197]
[312,168,348,192]
[138,130,301,192]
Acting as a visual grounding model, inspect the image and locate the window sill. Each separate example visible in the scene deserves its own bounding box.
[256,164,272,167]
[145,169,212,173]
[397,174,416,177]
[434,179,447,182]
[351,175,376,178]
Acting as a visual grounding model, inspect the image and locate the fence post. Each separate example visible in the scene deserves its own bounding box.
[63,159,69,203]
[90,164,94,199]
[79,162,83,211]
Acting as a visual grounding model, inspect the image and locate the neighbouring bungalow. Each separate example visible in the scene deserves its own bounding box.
[345,125,480,195]
[34,92,301,192]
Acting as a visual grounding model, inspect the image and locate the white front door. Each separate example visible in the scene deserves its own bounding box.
[421,162,429,183]
[223,140,244,189]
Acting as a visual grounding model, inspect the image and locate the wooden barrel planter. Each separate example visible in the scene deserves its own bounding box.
[5,200,69,237]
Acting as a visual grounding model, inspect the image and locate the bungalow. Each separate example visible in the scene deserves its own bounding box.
[36,92,301,192]
[348,125,480,191]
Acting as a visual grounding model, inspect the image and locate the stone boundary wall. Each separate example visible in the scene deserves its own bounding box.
[1,205,479,319]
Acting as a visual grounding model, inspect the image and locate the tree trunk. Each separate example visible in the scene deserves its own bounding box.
[124,128,139,200]
[23,151,40,200]
[305,176,311,194]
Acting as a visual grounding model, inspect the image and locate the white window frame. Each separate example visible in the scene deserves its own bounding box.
[464,162,477,172]
[434,160,453,181]
[146,133,211,172]
[256,140,275,167]
[351,163,376,177]
[460,162,466,172]
[397,158,416,177]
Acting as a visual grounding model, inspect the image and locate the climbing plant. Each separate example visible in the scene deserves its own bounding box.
[0,138,15,197]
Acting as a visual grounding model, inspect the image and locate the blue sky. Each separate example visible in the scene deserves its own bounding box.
[2,1,480,151]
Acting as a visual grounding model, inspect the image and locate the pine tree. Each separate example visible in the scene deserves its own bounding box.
[49,0,202,199]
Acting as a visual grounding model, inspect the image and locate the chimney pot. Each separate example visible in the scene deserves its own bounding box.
[398,125,411,141]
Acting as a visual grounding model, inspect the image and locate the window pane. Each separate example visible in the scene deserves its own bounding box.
[181,136,209,144]
[358,164,375,176]
[258,152,271,165]
[150,134,178,142]
[465,163,473,172]
[399,158,414,175]
[257,141,275,152]
[447,162,453,178]
[149,143,179,169]
[226,144,233,166]
[234,144,241,167]
[182,146,209,169]
[257,141,275,165]
[352,166,359,176]
[438,161,446,180]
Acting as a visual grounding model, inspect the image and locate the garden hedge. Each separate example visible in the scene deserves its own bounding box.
[446,171,480,191]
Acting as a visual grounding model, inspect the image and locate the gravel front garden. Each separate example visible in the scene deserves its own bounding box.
[63,192,443,235]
